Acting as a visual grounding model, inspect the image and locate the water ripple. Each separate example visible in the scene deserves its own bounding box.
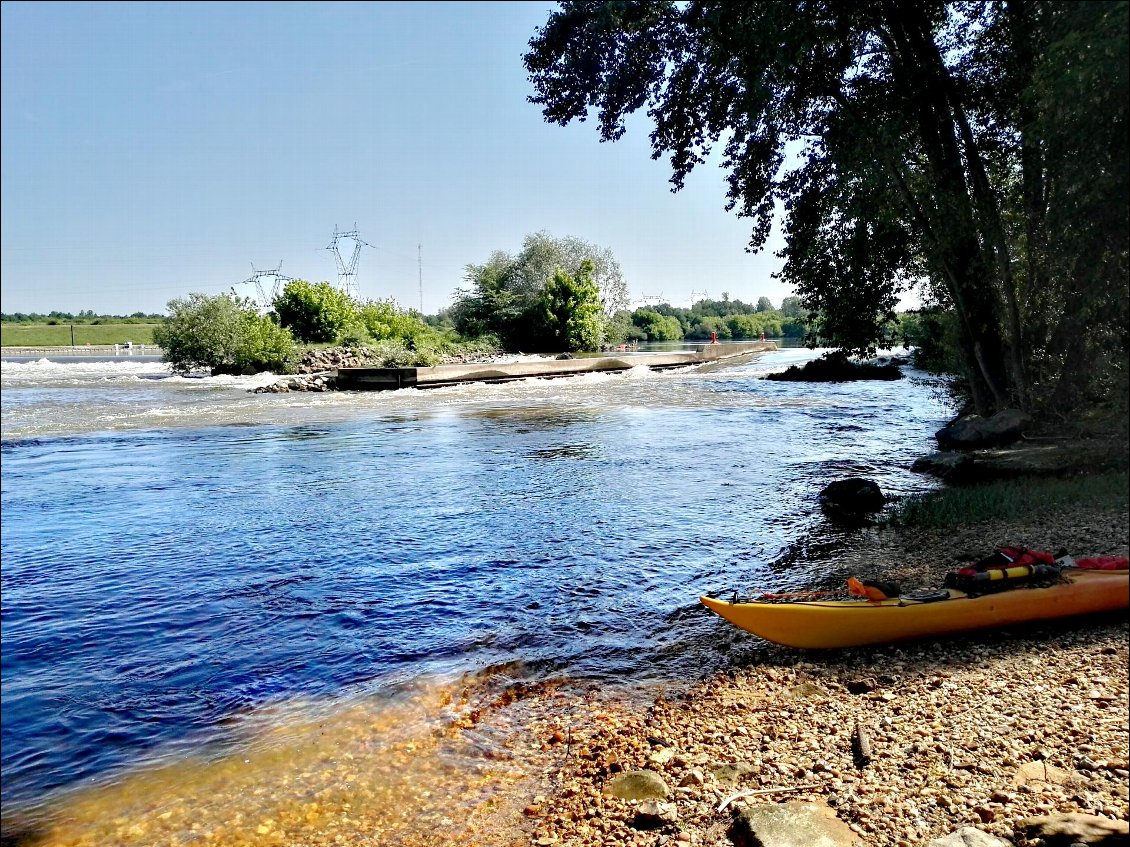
[1,349,954,813]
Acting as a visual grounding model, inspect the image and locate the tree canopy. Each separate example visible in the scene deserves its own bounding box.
[272,279,358,344]
[525,1,1128,415]
[451,232,625,351]
[541,260,605,351]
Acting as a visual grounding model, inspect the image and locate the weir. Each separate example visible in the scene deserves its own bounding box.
[334,341,777,391]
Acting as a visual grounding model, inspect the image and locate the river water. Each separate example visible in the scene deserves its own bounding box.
[0,348,954,835]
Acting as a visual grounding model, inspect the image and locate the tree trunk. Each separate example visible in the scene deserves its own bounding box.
[882,3,1018,414]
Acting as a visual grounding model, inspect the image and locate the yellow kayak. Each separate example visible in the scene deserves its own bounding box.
[700,568,1129,649]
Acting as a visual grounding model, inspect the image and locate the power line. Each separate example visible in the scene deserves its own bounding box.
[234,261,293,311]
[326,224,373,300]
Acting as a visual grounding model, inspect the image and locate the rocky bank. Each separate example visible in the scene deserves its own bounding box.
[499,499,1130,847]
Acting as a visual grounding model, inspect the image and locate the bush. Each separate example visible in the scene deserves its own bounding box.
[272,279,359,343]
[632,309,683,341]
[154,293,296,375]
[357,300,437,345]
[540,261,604,351]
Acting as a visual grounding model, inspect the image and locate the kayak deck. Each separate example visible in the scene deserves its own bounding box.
[700,568,1129,649]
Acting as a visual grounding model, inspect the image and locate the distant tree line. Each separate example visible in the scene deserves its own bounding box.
[1,310,164,324]
[625,295,809,343]
[32,231,954,377]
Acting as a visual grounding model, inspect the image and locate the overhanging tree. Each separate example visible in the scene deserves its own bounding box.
[525,1,1128,415]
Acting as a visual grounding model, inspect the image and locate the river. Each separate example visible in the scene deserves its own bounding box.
[0,347,954,838]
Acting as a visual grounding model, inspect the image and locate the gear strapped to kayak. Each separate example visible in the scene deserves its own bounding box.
[732,548,1128,605]
[846,548,1092,601]
[943,546,1067,595]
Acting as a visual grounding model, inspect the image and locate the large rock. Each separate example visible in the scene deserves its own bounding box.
[927,828,1015,847]
[730,802,861,847]
[911,451,976,481]
[935,409,1033,450]
[765,351,903,382]
[912,439,1125,483]
[1020,812,1130,845]
[604,769,669,801]
[818,478,885,524]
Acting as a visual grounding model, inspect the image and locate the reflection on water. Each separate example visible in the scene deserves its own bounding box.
[1,348,955,837]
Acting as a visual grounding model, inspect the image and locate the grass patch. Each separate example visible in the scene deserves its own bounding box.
[886,470,1130,529]
[1,323,160,347]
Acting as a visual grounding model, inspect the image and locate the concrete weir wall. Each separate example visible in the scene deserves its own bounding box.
[335,341,777,391]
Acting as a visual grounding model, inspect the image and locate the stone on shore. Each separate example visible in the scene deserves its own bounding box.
[935,409,1033,450]
[730,802,861,847]
[926,827,1014,847]
[604,769,669,801]
[911,451,976,481]
[1020,811,1130,844]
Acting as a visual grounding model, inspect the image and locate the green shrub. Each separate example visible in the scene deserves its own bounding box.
[234,312,298,374]
[540,261,604,351]
[632,309,683,341]
[357,300,436,345]
[154,293,296,375]
[272,279,359,343]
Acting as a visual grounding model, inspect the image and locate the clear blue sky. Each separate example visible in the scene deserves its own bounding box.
[1,1,794,317]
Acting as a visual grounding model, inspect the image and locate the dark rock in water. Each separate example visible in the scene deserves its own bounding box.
[766,351,902,382]
[819,478,886,512]
[935,408,1033,450]
[819,478,886,527]
[556,352,575,360]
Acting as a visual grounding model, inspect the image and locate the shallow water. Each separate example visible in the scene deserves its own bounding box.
[0,349,954,830]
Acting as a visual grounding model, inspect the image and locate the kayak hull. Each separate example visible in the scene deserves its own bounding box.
[700,569,1130,649]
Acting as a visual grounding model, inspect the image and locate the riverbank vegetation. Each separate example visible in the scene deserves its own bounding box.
[887,470,1130,529]
[526,1,1129,419]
